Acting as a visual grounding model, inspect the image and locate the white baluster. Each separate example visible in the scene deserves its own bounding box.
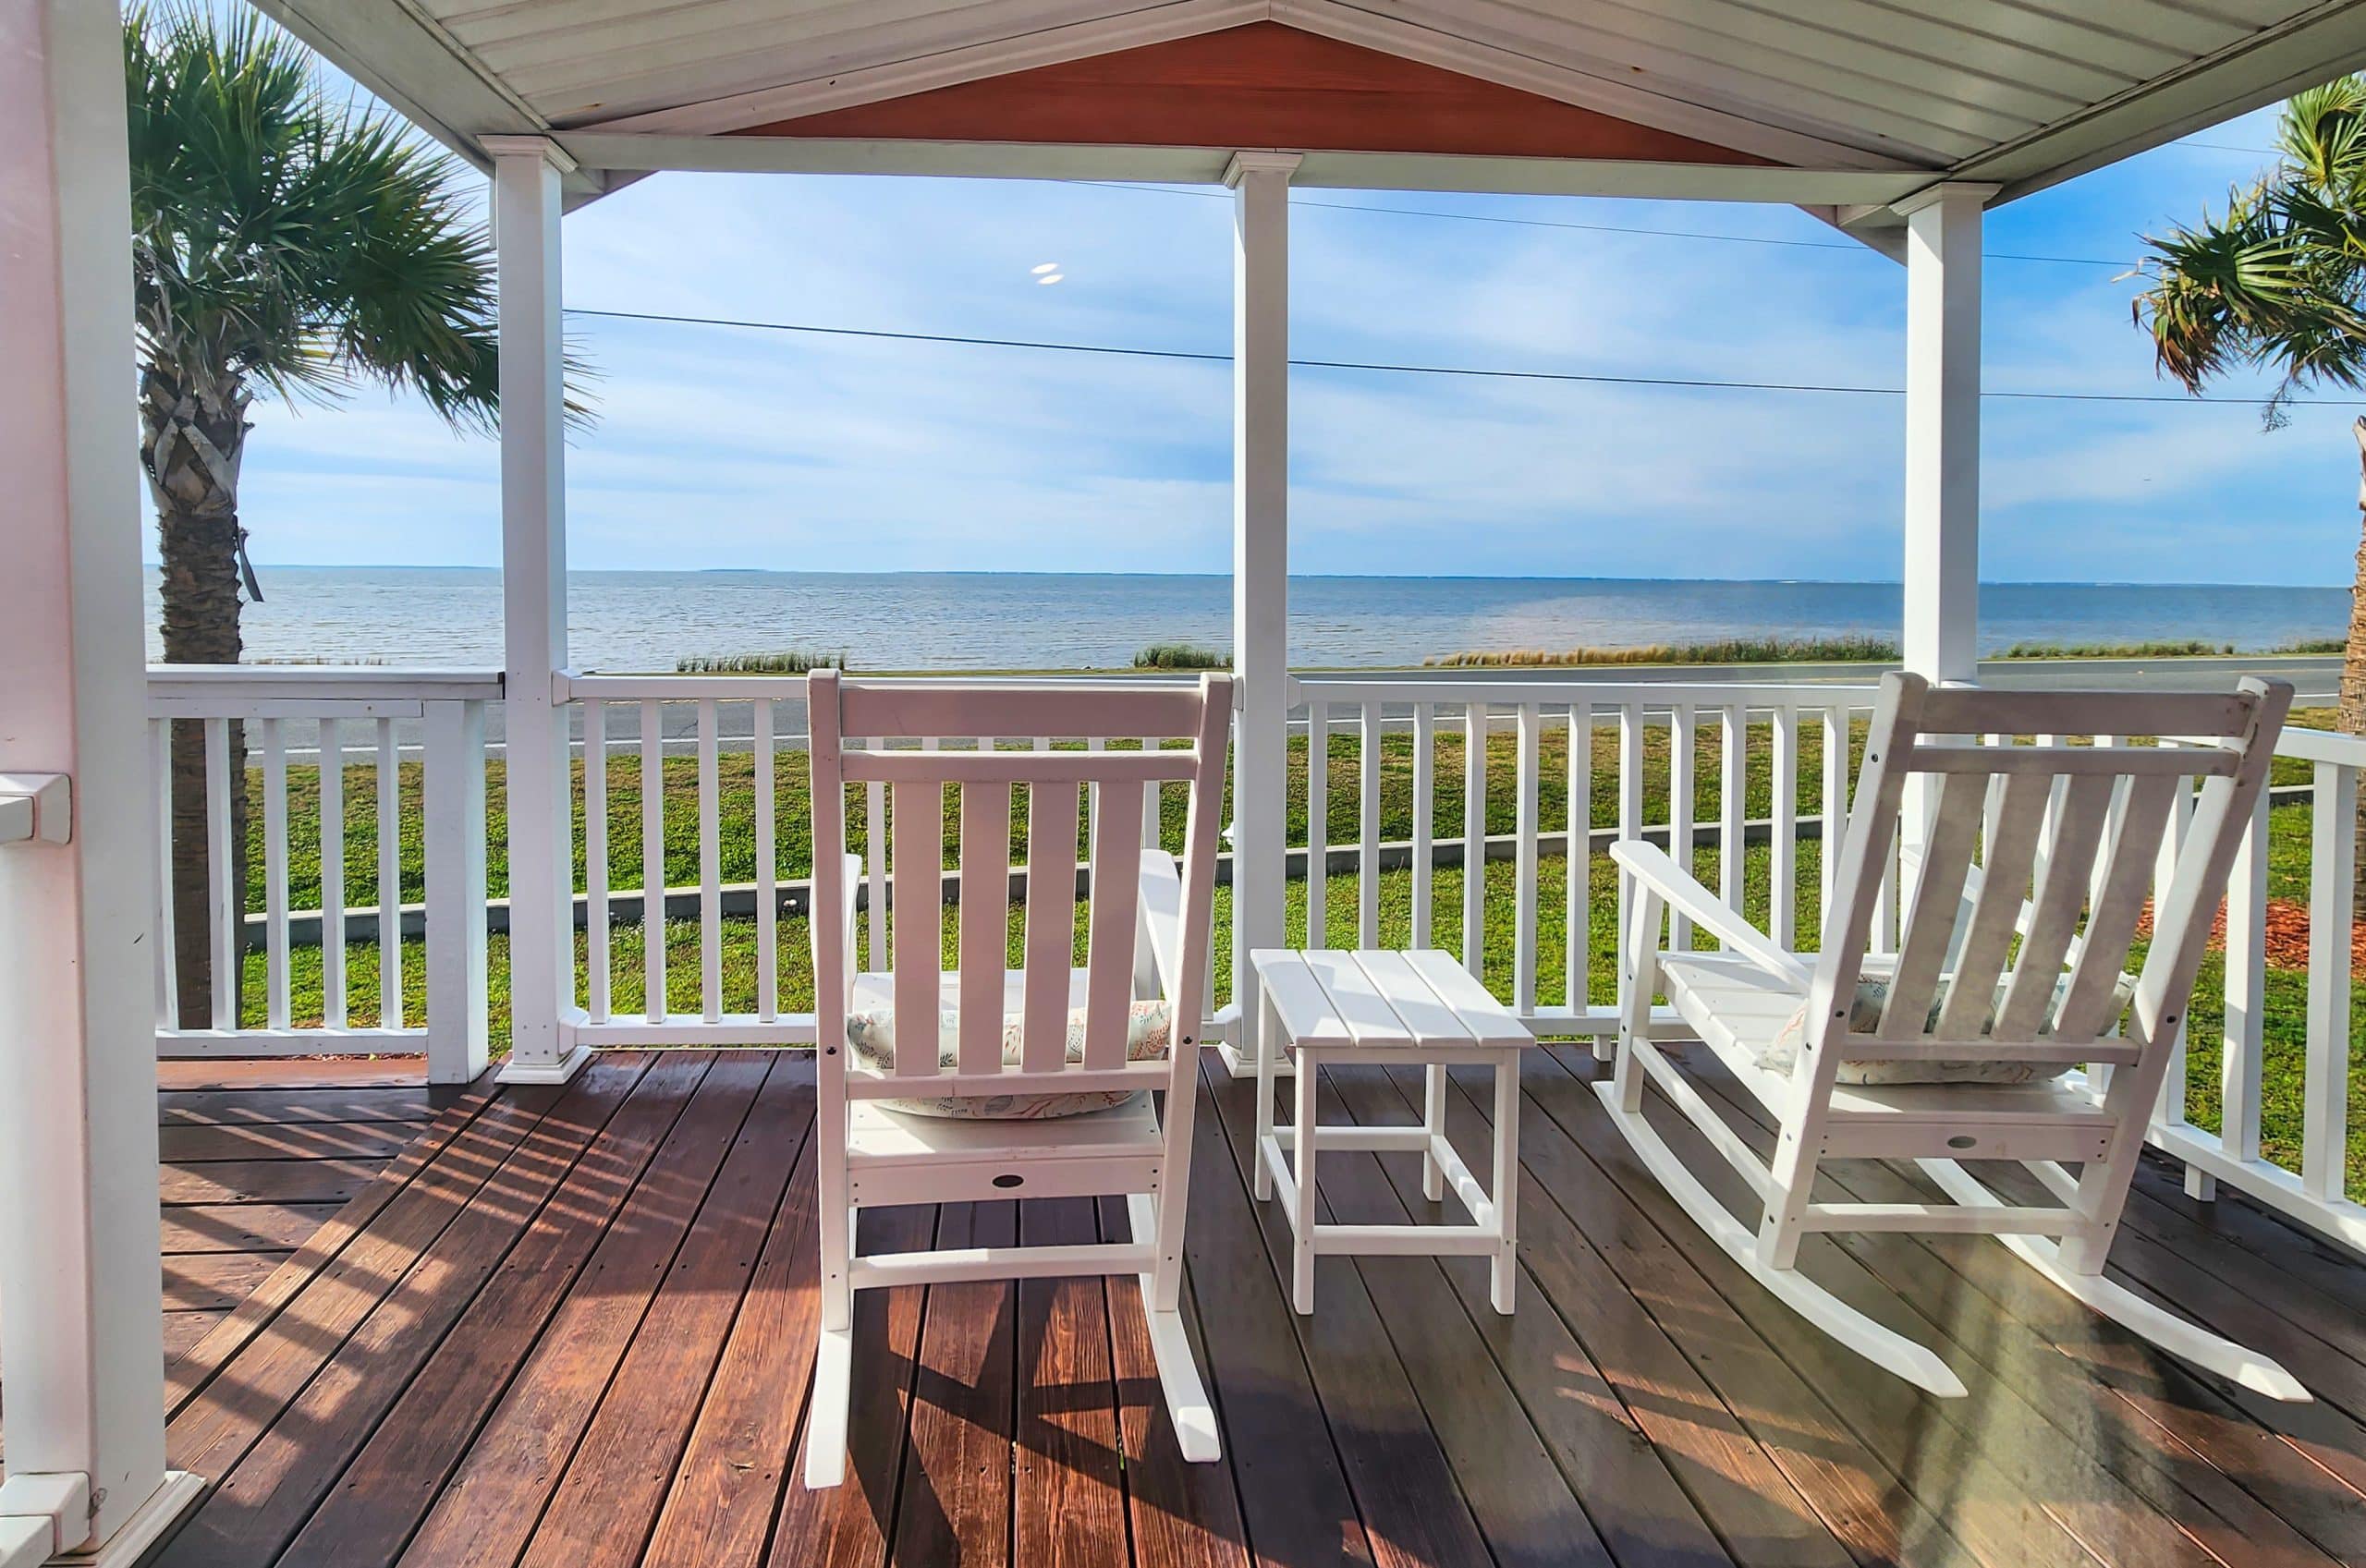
[1306,699,1327,948]
[319,716,346,1029]
[584,699,609,1023]
[2220,787,2270,1172]
[1567,702,1590,1015]
[1668,702,1694,951]
[698,699,721,1023]
[1463,699,1485,978]
[1718,703,1745,912]
[755,698,777,1024]
[1359,703,1381,948]
[150,716,177,1030]
[2304,759,2356,1201]
[641,699,665,1021]
[207,717,236,1031]
[377,717,402,1028]
[1514,703,1540,1015]
[262,717,290,1030]
[1771,704,1799,950]
[1411,704,1433,950]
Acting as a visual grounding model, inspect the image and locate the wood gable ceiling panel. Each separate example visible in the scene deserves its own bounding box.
[729,21,1770,164]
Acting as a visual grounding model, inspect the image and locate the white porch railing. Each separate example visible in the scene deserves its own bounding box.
[144,667,500,1082]
[1289,675,1885,1034]
[132,663,2366,1252]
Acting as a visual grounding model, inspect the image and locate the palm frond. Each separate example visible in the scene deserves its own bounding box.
[2139,75,2366,405]
[125,2,593,433]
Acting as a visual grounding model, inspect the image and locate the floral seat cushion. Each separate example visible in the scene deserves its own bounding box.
[1762,969,2138,1085]
[847,997,1173,1119]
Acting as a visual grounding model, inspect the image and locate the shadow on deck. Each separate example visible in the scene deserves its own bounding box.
[140,1046,2366,1568]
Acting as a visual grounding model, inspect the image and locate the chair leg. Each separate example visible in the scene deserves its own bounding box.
[1422,1063,1447,1202]
[1254,991,1277,1202]
[1594,1078,1969,1399]
[1129,1192,1221,1462]
[1293,1053,1320,1314]
[1915,1158,2310,1403]
[803,1319,855,1489]
[1489,1051,1518,1314]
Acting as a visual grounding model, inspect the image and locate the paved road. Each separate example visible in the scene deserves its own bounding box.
[252,655,2344,760]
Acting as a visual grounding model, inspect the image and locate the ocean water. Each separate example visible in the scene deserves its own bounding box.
[149,568,2353,672]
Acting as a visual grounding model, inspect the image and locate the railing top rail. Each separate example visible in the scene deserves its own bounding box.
[1290,675,1884,708]
[2276,724,2366,769]
[560,669,1206,702]
[145,665,504,703]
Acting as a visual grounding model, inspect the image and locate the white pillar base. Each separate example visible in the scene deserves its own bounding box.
[495,1040,594,1087]
[53,1472,202,1567]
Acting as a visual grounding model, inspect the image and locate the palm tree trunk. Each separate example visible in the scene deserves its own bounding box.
[146,364,250,1027]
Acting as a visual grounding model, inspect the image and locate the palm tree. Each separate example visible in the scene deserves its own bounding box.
[2135,77,2366,907]
[128,4,501,1023]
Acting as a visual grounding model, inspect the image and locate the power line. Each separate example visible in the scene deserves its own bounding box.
[1075,180,2134,268]
[565,305,2348,406]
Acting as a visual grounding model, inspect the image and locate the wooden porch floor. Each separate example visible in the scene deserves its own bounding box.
[143,1044,2366,1568]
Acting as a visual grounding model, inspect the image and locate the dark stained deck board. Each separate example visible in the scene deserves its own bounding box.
[158,1118,432,1163]
[891,1200,1019,1567]
[140,1049,2366,1568]
[163,1202,347,1254]
[1015,1197,1131,1568]
[161,1086,434,1125]
[1574,1053,2224,1568]
[1674,1049,2352,1568]
[1319,1069,1740,1568]
[269,1051,711,1568]
[1204,1065,1610,1568]
[516,1058,817,1568]
[1094,1194,1255,1568]
[156,1064,639,1568]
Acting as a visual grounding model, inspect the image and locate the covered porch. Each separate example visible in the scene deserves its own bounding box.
[14,1,2366,1564]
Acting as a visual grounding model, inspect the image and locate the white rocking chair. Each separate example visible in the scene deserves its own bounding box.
[1603,671,2306,1403]
[803,669,1233,1489]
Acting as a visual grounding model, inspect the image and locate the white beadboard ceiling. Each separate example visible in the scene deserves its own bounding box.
[250,0,2366,204]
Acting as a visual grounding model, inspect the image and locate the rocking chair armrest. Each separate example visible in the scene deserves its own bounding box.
[1608,840,1812,990]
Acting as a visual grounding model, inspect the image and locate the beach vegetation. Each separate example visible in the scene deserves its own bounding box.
[1134,643,1232,670]
[675,651,846,674]
[1425,635,1898,667]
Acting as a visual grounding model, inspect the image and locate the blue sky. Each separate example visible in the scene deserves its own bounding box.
[226,69,2352,585]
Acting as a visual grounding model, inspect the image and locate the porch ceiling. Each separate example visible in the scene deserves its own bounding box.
[251,0,2366,210]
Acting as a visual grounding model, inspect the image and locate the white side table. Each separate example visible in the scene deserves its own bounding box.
[1249,947,1532,1315]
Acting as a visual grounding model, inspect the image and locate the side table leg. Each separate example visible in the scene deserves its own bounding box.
[1491,1050,1519,1314]
[1421,1062,1447,1202]
[1294,1050,1320,1314]
[1254,989,1278,1201]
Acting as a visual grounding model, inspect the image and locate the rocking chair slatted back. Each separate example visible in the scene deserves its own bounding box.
[809,671,1233,1097]
[1809,674,2290,1076]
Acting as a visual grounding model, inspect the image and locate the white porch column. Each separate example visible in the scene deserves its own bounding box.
[1896,182,1995,685]
[1223,151,1298,1076]
[488,138,589,1086]
[0,0,202,1559]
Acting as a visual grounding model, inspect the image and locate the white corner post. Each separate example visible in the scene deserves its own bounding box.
[1896,182,1994,862]
[1897,182,1994,687]
[0,0,204,1559]
[489,138,590,1087]
[1221,151,1299,1078]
